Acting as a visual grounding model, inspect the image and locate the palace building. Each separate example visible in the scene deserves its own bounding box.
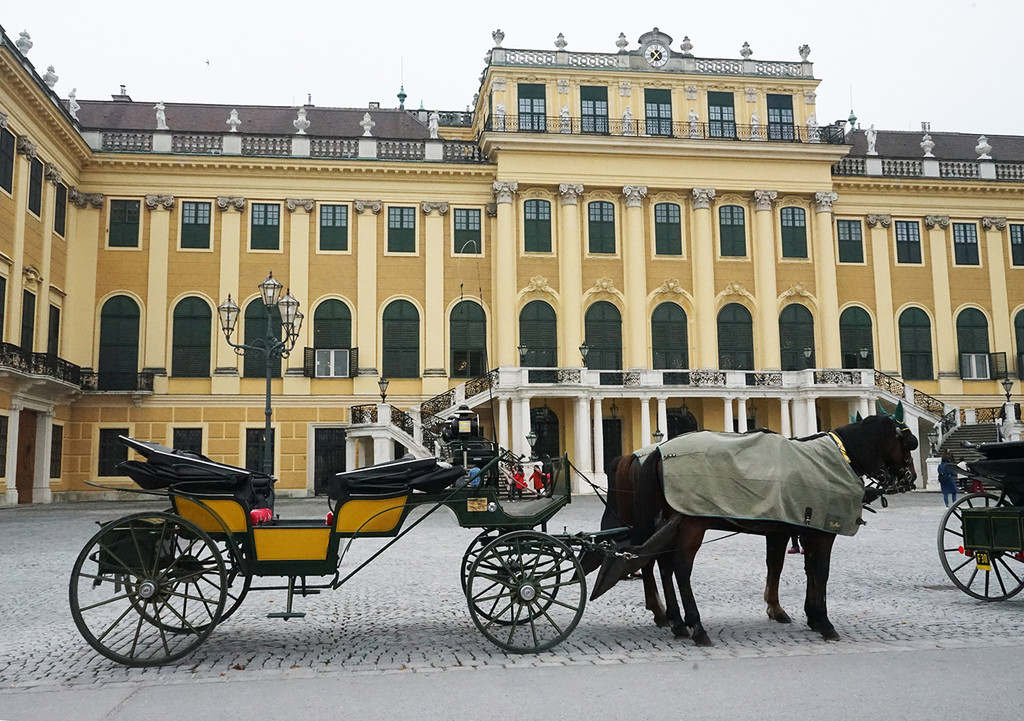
[0,24,1021,504]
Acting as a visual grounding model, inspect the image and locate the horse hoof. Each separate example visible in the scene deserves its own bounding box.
[671,622,690,639]
[653,613,671,628]
[693,633,713,648]
[820,628,840,641]
[768,609,793,624]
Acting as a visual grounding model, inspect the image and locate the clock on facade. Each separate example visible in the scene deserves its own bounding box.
[644,43,669,67]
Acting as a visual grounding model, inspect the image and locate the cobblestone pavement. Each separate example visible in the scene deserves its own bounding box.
[1,491,1022,692]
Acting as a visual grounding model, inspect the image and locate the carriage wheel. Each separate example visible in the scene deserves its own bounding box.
[938,492,1024,601]
[461,529,500,594]
[69,512,227,666]
[466,530,586,653]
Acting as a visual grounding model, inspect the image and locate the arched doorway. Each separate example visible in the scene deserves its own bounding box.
[530,406,560,460]
[98,296,140,390]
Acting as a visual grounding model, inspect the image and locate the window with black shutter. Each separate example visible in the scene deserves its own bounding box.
[50,425,63,478]
[172,297,212,377]
[311,300,353,377]
[98,428,129,476]
[181,201,211,249]
[895,221,922,264]
[837,219,864,263]
[899,307,933,380]
[644,89,672,136]
[651,303,688,369]
[450,301,487,377]
[98,296,140,389]
[584,302,622,370]
[319,204,348,251]
[54,182,67,236]
[719,205,745,256]
[957,308,990,379]
[20,290,34,351]
[580,86,609,133]
[0,129,14,193]
[1011,224,1024,267]
[314,427,346,495]
[655,203,682,255]
[387,207,416,252]
[781,206,807,258]
[382,300,419,378]
[588,201,615,254]
[251,203,280,250]
[243,300,282,378]
[518,84,547,131]
[47,305,60,356]
[519,301,557,367]
[524,199,552,253]
[707,92,736,138]
[718,303,754,370]
[246,427,275,473]
[766,94,794,140]
[173,427,203,454]
[454,209,481,254]
[109,199,141,247]
[779,304,815,370]
[839,307,873,369]
[953,222,980,266]
[28,157,43,216]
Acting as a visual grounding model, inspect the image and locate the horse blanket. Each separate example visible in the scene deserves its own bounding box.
[658,431,864,536]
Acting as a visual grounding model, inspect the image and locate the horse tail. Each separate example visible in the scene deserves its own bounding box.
[601,455,625,531]
[632,451,664,545]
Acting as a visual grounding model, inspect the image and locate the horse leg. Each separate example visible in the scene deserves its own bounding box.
[669,522,711,646]
[657,554,686,637]
[803,532,840,641]
[640,559,669,627]
[764,531,792,624]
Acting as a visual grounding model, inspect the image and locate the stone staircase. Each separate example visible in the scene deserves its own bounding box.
[939,423,999,464]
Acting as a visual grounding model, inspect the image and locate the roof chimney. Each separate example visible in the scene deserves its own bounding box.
[368,101,380,110]
[112,84,132,102]
[921,121,931,132]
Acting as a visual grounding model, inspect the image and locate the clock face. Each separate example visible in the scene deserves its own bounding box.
[645,43,668,67]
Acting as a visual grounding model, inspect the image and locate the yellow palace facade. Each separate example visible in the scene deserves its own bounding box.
[1,25,1021,504]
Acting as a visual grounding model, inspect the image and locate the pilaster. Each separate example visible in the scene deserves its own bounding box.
[925,215,957,389]
[64,189,103,368]
[752,190,780,369]
[558,183,584,365]
[492,181,518,367]
[353,200,382,396]
[622,185,648,368]
[284,200,313,385]
[690,188,717,368]
[421,201,449,393]
[867,214,898,373]
[982,217,1012,355]
[143,194,175,378]
[812,192,841,367]
[212,197,245,393]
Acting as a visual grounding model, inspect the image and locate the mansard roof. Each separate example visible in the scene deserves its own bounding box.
[846,128,1024,162]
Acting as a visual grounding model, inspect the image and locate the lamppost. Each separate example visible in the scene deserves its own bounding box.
[525,429,538,460]
[218,272,303,475]
[653,428,664,444]
[579,343,589,367]
[803,347,813,369]
[928,426,940,456]
[1002,376,1014,403]
[378,376,390,403]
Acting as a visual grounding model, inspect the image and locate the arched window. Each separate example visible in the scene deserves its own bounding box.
[957,308,991,379]
[839,307,874,369]
[780,304,815,370]
[313,300,352,349]
[450,301,487,378]
[382,300,419,378]
[243,300,282,378]
[651,302,688,369]
[519,301,557,367]
[171,297,211,377]
[718,303,754,370]
[719,205,746,256]
[584,301,622,370]
[98,295,140,390]
[899,307,933,380]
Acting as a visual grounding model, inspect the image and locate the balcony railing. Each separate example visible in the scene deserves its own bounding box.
[832,156,1024,183]
[0,343,83,385]
[80,371,155,392]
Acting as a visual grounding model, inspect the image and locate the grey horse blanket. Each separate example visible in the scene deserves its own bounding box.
[656,431,864,536]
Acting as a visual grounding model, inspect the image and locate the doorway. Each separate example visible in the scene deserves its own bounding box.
[15,410,37,504]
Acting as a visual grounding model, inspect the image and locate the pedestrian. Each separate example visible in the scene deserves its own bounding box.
[512,464,527,501]
[530,464,546,497]
[938,452,958,507]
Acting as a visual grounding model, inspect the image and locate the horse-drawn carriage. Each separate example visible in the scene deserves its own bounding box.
[938,439,1024,600]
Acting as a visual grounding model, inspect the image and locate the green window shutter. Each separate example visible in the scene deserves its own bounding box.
[251,203,280,250]
[320,204,348,251]
[0,129,14,193]
[454,209,481,254]
[28,157,43,215]
[524,199,552,252]
[98,428,130,476]
[172,297,212,377]
[580,86,609,133]
[651,303,688,369]
[707,92,736,138]
[54,183,67,236]
[313,299,352,348]
[109,200,141,247]
[953,223,979,265]
[899,308,933,380]
[98,296,141,389]
[519,300,557,367]
[717,303,754,370]
[388,207,416,252]
[719,205,745,256]
[47,305,60,356]
[181,201,211,249]
[654,202,681,255]
[839,307,873,369]
[836,219,864,263]
[644,89,672,136]
[767,94,795,140]
[780,206,806,258]
[779,304,815,371]
[20,290,35,351]
[517,84,547,131]
[243,301,282,378]
[1010,225,1024,266]
[303,347,315,377]
[382,301,420,378]
[895,221,922,263]
[588,201,616,254]
[584,301,622,370]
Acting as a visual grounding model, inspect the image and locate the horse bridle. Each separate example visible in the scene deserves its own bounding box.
[866,419,917,495]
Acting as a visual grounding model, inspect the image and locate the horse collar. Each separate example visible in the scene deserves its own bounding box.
[827,432,852,465]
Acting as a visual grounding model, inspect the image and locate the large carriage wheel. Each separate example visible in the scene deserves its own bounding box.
[938,492,1024,601]
[461,529,500,594]
[466,530,586,653]
[69,512,227,666]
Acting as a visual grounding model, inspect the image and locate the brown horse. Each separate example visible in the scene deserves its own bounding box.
[594,412,918,646]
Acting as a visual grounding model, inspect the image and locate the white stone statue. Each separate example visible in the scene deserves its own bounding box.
[68,88,80,121]
[15,31,32,55]
[865,124,877,155]
[921,133,935,157]
[493,101,505,130]
[750,111,762,139]
[42,65,58,88]
[798,44,811,61]
[807,113,820,143]
[428,110,440,139]
[688,108,700,137]
[492,28,504,47]
[359,112,375,137]
[226,109,241,132]
[559,103,570,133]
[976,135,992,160]
[293,107,310,134]
[622,106,633,135]
[154,101,167,130]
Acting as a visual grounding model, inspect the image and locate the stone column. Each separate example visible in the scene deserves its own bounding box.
[34,410,54,503]
[813,192,841,367]
[723,397,734,433]
[345,435,357,472]
[422,202,449,392]
[213,196,245,392]
[925,216,956,386]
[691,189,717,368]
[492,181,519,367]
[64,189,103,369]
[574,396,593,485]
[867,214,897,373]
[354,200,382,395]
[373,432,393,464]
[804,397,818,435]
[497,397,509,451]
[4,405,21,505]
[37,164,61,353]
[510,396,523,457]
[284,199,314,378]
[558,183,584,366]
[144,194,175,379]
[736,397,749,433]
[622,185,649,368]
[592,398,604,478]
[657,397,668,439]
[983,217,1012,354]
[752,190,781,368]
[640,397,652,445]
[780,398,792,437]
[519,397,532,457]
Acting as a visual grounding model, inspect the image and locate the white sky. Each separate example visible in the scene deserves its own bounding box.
[4,0,1021,135]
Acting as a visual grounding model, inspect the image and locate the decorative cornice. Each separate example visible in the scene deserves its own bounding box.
[69,187,103,209]
[813,191,838,213]
[354,199,382,215]
[753,189,777,212]
[526,275,554,295]
[982,216,1007,231]
[492,180,518,204]
[44,162,62,186]
[720,281,752,300]
[485,203,497,217]
[558,183,584,205]
[285,198,315,213]
[421,201,450,216]
[145,194,175,211]
[622,185,648,208]
[781,282,812,300]
[924,215,950,229]
[217,196,246,212]
[691,188,716,210]
[22,264,43,288]
[16,135,37,159]
[865,214,891,228]
[590,277,618,296]
[656,278,685,296]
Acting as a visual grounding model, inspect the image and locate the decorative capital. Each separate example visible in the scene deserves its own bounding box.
[813,191,838,213]
[44,162,63,186]
[622,185,647,208]
[217,196,246,212]
[285,198,315,213]
[16,135,37,159]
[354,199,382,215]
[865,214,891,228]
[753,189,777,212]
[145,194,175,211]
[691,188,716,210]
[22,264,43,288]
[69,187,103,209]
[924,215,949,229]
[558,183,584,205]
[492,180,518,204]
[656,278,685,296]
[421,201,450,216]
[485,203,497,217]
[982,216,1007,231]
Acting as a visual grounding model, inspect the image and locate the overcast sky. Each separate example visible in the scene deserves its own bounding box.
[5,0,1021,136]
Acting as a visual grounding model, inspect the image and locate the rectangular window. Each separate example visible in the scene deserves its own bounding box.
[953,222,980,265]
[960,353,990,380]
[588,202,616,254]
[181,201,211,249]
[319,204,348,251]
[517,83,546,132]
[580,86,609,134]
[313,427,347,495]
[50,425,63,479]
[644,89,672,136]
[454,208,481,254]
[1012,224,1024,267]
[54,183,67,236]
[109,199,141,247]
[524,199,551,253]
[780,207,807,258]
[719,206,746,257]
[47,305,60,356]
[0,415,7,475]
[767,94,795,141]
[28,157,43,215]
[20,290,35,351]
[0,129,14,193]
[837,219,864,263]
[387,206,416,252]
[655,203,682,255]
[315,348,351,377]
[707,92,736,139]
[251,202,280,250]
[246,428,275,473]
[895,220,922,263]
[98,428,129,476]
[173,427,203,454]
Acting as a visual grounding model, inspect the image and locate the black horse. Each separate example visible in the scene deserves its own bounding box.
[593,411,918,646]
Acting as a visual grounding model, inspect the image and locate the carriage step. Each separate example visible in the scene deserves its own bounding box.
[267,611,307,620]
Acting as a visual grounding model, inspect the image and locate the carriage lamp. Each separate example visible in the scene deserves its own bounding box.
[258,271,284,308]
[518,342,529,364]
[526,429,538,459]
[278,289,300,335]
[653,428,664,443]
[579,343,590,362]
[378,376,390,403]
[1002,376,1014,402]
[928,426,940,456]
[859,347,869,360]
[610,401,618,420]
[216,295,240,337]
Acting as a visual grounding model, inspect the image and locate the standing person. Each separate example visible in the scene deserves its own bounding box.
[512,464,526,501]
[530,464,546,497]
[938,452,958,507]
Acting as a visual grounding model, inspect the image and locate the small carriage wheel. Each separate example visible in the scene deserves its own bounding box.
[69,512,227,666]
[938,492,1024,602]
[466,530,586,653]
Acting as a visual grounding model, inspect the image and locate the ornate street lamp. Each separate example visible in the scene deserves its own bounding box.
[525,429,538,459]
[928,426,940,456]
[218,272,302,475]
[378,376,390,403]
[1002,376,1014,402]
[609,401,618,420]
[653,428,664,443]
[518,342,529,366]
[579,343,589,365]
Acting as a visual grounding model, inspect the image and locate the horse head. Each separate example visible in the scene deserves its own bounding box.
[855,405,918,493]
